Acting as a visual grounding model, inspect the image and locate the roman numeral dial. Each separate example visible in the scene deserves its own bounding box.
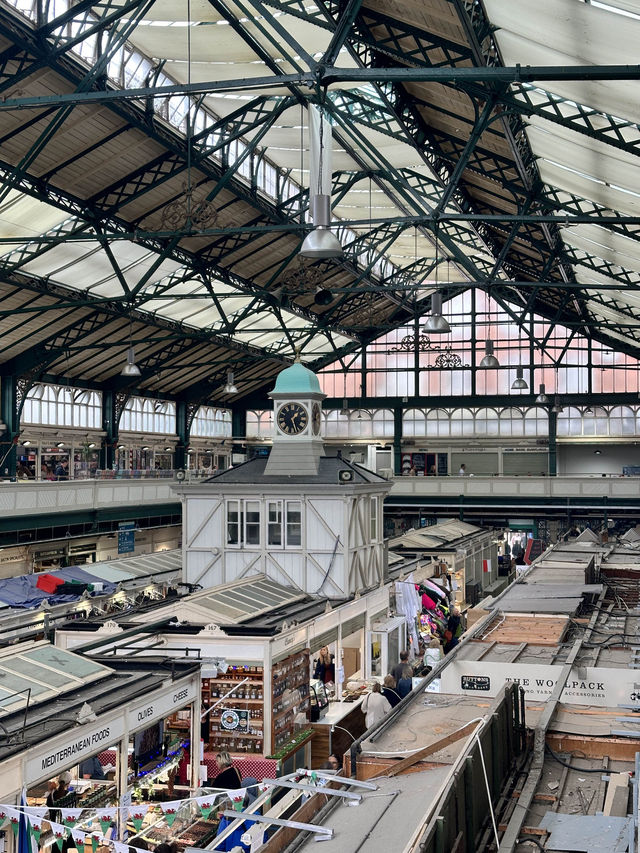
[277,403,309,435]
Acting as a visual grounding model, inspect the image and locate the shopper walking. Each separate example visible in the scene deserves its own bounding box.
[391,650,410,683]
[361,682,391,728]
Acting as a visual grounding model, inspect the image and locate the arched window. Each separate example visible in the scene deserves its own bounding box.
[348,410,373,437]
[121,397,176,434]
[426,409,450,437]
[524,407,548,437]
[324,410,349,438]
[22,383,101,428]
[499,407,525,437]
[193,406,233,437]
[475,408,499,436]
[609,405,636,436]
[403,408,426,437]
[450,408,474,437]
[372,409,394,438]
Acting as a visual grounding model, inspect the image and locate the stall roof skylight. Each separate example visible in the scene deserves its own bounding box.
[0,641,112,718]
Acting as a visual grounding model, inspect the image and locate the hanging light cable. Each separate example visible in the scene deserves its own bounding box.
[224,370,238,394]
[511,326,528,390]
[479,293,500,368]
[300,105,342,258]
[424,223,450,334]
[121,313,141,378]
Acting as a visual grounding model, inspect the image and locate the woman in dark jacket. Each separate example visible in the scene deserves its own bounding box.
[396,665,414,699]
[206,750,242,789]
[382,674,401,708]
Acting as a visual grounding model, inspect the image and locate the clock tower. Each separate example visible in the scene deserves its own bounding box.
[264,355,326,476]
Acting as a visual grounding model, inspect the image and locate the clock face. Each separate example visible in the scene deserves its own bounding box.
[312,402,322,435]
[277,403,309,435]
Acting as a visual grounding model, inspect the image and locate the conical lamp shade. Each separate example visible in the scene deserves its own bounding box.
[121,346,141,377]
[511,366,528,390]
[423,292,450,334]
[535,383,549,405]
[224,370,238,394]
[479,339,500,368]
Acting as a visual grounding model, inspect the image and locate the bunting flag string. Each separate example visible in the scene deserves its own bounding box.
[3,783,262,850]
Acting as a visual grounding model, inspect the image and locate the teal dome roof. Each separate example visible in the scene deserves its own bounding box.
[272,361,322,395]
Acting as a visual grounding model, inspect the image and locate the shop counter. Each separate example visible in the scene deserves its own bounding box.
[310,697,366,768]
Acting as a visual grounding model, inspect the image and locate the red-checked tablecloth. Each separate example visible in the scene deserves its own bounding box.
[203,752,277,782]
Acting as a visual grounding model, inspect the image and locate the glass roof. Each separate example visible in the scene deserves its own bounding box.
[187,575,306,624]
[0,642,112,717]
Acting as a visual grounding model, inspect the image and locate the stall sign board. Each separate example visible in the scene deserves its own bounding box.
[441,660,639,708]
[460,675,491,691]
[128,679,197,733]
[220,709,249,733]
[26,716,125,782]
[118,522,135,554]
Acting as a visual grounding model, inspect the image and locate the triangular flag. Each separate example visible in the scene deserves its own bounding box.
[61,808,84,828]
[91,832,101,853]
[97,808,117,835]
[194,794,217,820]
[24,807,48,820]
[160,800,182,828]
[49,821,67,852]
[70,827,86,847]
[127,804,149,833]
[230,789,246,812]
[29,819,43,843]
[4,808,20,839]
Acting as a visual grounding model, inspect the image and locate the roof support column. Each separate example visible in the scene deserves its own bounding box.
[232,405,247,460]
[393,405,403,475]
[176,400,188,472]
[0,374,18,479]
[548,409,557,477]
[101,390,117,471]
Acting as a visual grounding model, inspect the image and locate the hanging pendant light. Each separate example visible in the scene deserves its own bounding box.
[121,314,141,377]
[300,107,342,259]
[511,366,528,390]
[423,227,450,334]
[224,370,238,394]
[479,339,500,368]
[535,383,549,405]
[424,292,451,334]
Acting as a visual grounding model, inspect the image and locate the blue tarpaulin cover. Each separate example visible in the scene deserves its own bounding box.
[0,566,116,608]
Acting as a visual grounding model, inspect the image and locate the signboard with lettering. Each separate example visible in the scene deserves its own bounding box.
[220,709,249,733]
[461,675,490,691]
[128,679,197,733]
[26,716,125,782]
[118,521,135,554]
[441,660,638,709]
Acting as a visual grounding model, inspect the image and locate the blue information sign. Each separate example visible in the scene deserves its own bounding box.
[118,521,135,554]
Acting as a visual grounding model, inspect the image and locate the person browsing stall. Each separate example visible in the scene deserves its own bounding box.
[206,750,242,789]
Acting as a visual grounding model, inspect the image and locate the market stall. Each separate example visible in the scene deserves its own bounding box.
[0,641,201,853]
[56,575,392,772]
